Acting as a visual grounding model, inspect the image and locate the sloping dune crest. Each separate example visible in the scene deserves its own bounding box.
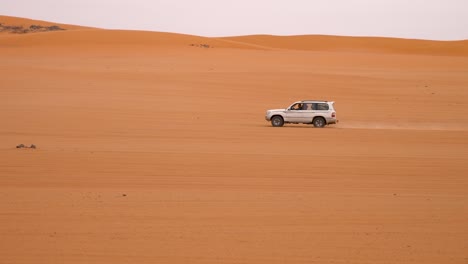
[221,35,468,56]
[0,15,93,30]
[0,15,263,50]
[0,28,260,50]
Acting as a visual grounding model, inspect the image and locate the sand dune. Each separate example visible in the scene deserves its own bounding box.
[0,29,260,50]
[0,15,92,30]
[1,16,468,264]
[2,15,468,55]
[2,28,467,57]
[221,34,468,56]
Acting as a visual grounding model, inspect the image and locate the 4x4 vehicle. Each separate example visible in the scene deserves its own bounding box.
[265,100,337,127]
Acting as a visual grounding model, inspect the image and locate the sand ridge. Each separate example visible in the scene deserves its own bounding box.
[0,15,93,31]
[222,34,468,56]
[2,15,468,55]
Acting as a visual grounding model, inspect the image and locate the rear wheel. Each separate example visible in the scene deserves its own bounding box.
[313,117,326,128]
[271,116,284,127]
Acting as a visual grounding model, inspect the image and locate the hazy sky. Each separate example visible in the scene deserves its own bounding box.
[2,0,468,40]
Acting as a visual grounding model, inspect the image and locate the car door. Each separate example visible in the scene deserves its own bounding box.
[298,103,314,123]
[283,103,303,122]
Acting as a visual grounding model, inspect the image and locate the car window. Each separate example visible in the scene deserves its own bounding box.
[303,103,312,110]
[312,103,329,110]
[290,103,303,110]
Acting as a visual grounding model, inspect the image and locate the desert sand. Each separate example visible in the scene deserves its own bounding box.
[1,15,467,264]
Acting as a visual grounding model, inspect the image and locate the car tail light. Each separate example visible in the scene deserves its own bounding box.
[332,112,336,118]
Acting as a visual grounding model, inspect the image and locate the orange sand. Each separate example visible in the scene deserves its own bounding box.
[1,16,468,264]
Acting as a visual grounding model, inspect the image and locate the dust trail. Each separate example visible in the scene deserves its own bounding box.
[336,122,468,132]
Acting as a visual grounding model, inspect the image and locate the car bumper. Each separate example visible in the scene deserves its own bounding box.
[326,118,338,125]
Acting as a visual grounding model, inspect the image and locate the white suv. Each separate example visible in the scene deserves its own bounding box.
[265,100,337,127]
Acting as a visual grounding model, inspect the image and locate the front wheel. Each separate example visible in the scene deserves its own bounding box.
[313,117,326,128]
[271,116,284,127]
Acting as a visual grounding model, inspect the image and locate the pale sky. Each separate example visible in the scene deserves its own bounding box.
[2,0,468,40]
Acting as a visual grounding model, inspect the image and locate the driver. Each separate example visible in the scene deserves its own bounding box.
[292,103,303,110]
